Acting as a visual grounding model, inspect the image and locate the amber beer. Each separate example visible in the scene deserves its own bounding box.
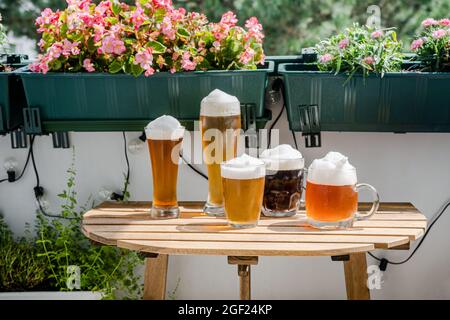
[146,115,185,219]
[305,182,357,222]
[305,152,379,229]
[200,89,241,216]
[221,154,265,228]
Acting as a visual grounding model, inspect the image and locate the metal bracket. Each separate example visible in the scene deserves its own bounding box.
[52,132,70,149]
[23,107,42,135]
[10,128,28,149]
[241,103,258,149]
[299,104,321,148]
[331,255,350,262]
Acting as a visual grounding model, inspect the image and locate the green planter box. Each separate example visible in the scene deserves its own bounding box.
[0,72,27,133]
[17,61,274,132]
[279,63,450,133]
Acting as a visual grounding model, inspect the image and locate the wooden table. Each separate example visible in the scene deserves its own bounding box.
[82,201,427,300]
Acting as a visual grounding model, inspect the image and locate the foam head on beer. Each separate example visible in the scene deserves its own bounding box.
[260,144,304,171]
[145,115,185,140]
[200,89,241,116]
[307,152,357,186]
[221,154,265,180]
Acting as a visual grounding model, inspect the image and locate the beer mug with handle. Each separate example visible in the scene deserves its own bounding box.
[305,152,379,229]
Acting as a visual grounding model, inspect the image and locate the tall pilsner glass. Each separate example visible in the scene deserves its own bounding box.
[145,115,185,219]
[200,89,241,216]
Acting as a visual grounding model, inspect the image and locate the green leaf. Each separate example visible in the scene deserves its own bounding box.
[131,63,144,77]
[177,27,190,38]
[147,40,166,54]
[109,60,123,74]
[105,17,118,25]
[112,2,121,15]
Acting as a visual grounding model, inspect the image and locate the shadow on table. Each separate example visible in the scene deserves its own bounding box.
[267,220,364,232]
[177,222,235,232]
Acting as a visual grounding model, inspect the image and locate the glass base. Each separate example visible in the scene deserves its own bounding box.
[262,208,297,218]
[150,207,180,219]
[228,222,257,229]
[203,202,224,217]
[308,217,354,229]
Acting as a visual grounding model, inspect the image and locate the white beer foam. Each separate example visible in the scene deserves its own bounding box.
[307,152,357,186]
[260,144,304,171]
[221,154,266,180]
[200,89,241,117]
[145,115,185,140]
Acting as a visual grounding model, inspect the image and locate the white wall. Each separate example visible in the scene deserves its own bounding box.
[1,101,450,299]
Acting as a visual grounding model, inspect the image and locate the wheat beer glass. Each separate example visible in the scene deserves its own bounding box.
[261,145,304,217]
[306,152,379,229]
[145,115,185,219]
[200,89,241,216]
[221,154,266,228]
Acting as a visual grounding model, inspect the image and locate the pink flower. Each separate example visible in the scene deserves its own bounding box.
[371,30,383,39]
[432,29,447,39]
[101,35,126,55]
[363,56,375,65]
[338,38,349,49]
[319,53,334,64]
[239,47,255,64]
[221,11,238,27]
[153,0,173,10]
[439,18,450,27]
[144,67,155,77]
[62,39,80,57]
[161,16,176,40]
[83,58,95,72]
[422,18,438,27]
[134,47,154,70]
[245,17,262,31]
[411,38,424,50]
[131,5,146,30]
[181,52,196,71]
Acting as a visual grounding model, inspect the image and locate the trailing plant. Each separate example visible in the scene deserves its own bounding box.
[29,0,265,75]
[410,18,450,72]
[316,23,404,78]
[0,216,49,291]
[35,150,144,299]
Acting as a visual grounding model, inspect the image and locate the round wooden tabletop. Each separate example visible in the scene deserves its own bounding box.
[82,201,427,257]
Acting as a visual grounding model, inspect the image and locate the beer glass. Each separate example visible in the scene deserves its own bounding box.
[200,89,241,216]
[146,115,185,219]
[221,154,266,228]
[305,153,379,229]
[261,145,305,217]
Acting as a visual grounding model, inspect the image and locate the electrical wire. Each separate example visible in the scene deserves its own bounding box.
[123,131,130,190]
[369,199,450,267]
[0,135,35,184]
[181,152,208,180]
[267,104,285,149]
[292,131,299,150]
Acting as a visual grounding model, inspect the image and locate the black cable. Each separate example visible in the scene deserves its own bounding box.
[181,153,208,180]
[292,131,299,150]
[0,135,34,184]
[29,135,76,220]
[369,199,450,268]
[123,132,130,188]
[267,104,285,149]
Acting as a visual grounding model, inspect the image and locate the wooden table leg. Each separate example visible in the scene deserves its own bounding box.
[228,256,258,300]
[343,253,370,300]
[143,254,169,300]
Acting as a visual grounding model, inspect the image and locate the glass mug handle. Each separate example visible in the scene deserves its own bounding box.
[299,168,307,208]
[354,183,380,221]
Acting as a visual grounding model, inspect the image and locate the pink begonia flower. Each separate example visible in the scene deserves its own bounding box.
[181,52,196,71]
[101,35,126,55]
[134,48,154,70]
[432,29,447,39]
[48,43,63,60]
[153,0,173,10]
[145,67,155,77]
[371,30,383,39]
[439,18,450,27]
[245,17,262,31]
[422,18,438,27]
[221,11,238,27]
[239,47,255,64]
[83,58,95,72]
[411,38,424,50]
[338,38,349,49]
[363,56,375,65]
[161,16,176,40]
[131,5,146,30]
[62,39,80,57]
[95,1,112,16]
[319,53,334,63]
[170,7,186,21]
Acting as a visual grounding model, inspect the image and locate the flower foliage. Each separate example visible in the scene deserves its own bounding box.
[411,18,450,72]
[316,23,404,77]
[30,0,265,76]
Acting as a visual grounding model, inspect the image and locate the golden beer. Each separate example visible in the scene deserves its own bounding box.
[200,89,241,216]
[146,115,185,219]
[221,154,266,228]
